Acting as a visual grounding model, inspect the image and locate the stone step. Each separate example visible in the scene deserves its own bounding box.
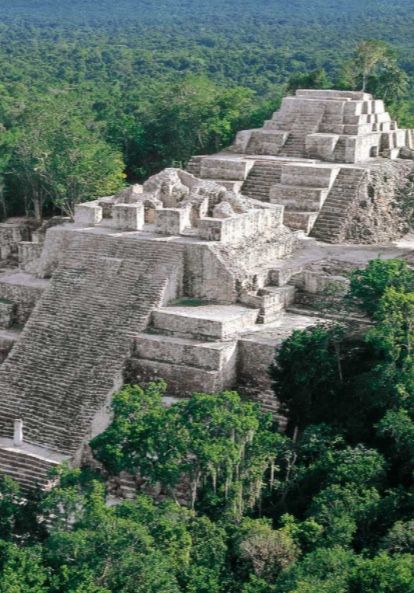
[0,441,65,492]
[311,167,367,243]
[0,233,184,460]
[133,332,236,371]
[241,161,283,202]
[240,285,296,323]
[281,164,340,188]
[151,304,260,341]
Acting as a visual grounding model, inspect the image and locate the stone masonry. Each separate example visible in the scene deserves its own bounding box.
[0,89,413,491]
[188,89,414,240]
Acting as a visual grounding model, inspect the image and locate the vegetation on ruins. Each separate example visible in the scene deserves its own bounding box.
[1,258,414,591]
[91,385,283,517]
[0,1,414,220]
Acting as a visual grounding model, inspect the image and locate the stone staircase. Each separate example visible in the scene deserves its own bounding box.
[0,234,183,458]
[278,111,325,158]
[241,161,283,202]
[0,440,63,493]
[310,167,367,243]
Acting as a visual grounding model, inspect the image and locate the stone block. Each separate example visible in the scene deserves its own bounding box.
[112,203,145,231]
[353,134,381,161]
[303,270,349,295]
[127,358,227,396]
[372,100,385,114]
[0,300,15,329]
[18,242,43,272]
[296,89,371,101]
[151,304,259,341]
[270,185,328,211]
[343,101,364,117]
[97,196,116,218]
[201,180,244,192]
[343,123,374,135]
[240,285,296,324]
[306,133,339,160]
[74,202,103,226]
[0,328,19,363]
[200,157,253,180]
[0,222,31,262]
[155,207,191,235]
[198,208,284,244]
[283,211,318,234]
[134,333,237,372]
[247,130,289,155]
[281,163,340,188]
[0,273,48,324]
[231,129,255,153]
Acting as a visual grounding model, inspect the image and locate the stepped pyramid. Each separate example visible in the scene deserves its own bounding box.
[188,89,414,241]
[0,90,412,492]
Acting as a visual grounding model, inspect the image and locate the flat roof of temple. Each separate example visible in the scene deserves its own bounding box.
[296,89,373,101]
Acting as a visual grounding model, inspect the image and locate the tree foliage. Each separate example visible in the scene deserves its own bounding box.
[91,383,284,517]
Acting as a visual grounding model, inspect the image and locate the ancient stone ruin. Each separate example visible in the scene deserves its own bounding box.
[0,89,413,491]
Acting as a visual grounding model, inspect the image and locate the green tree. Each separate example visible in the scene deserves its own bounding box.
[351,40,391,91]
[91,383,284,517]
[276,546,356,593]
[44,480,181,593]
[8,96,125,220]
[350,553,414,593]
[0,541,48,593]
[235,518,299,582]
[367,287,414,369]
[382,519,414,554]
[287,68,332,93]
[270,324,345,433]
[348,258,414,317]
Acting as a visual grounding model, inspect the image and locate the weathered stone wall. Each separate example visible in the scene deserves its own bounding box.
[0,220,32,263]
[212,225,298,294]
[0,274,47,324]
[344,160,414,243]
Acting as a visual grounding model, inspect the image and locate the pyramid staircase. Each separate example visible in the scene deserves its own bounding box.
[310,167,367,242]
[241,161,283,202]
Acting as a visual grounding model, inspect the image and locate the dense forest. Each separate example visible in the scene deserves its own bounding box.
[1,3,414,591]
[2,258,414,592]
[0,1,414,219]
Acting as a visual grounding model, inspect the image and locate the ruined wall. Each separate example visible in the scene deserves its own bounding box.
[0,220,32,263]
[344,160,414,243]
